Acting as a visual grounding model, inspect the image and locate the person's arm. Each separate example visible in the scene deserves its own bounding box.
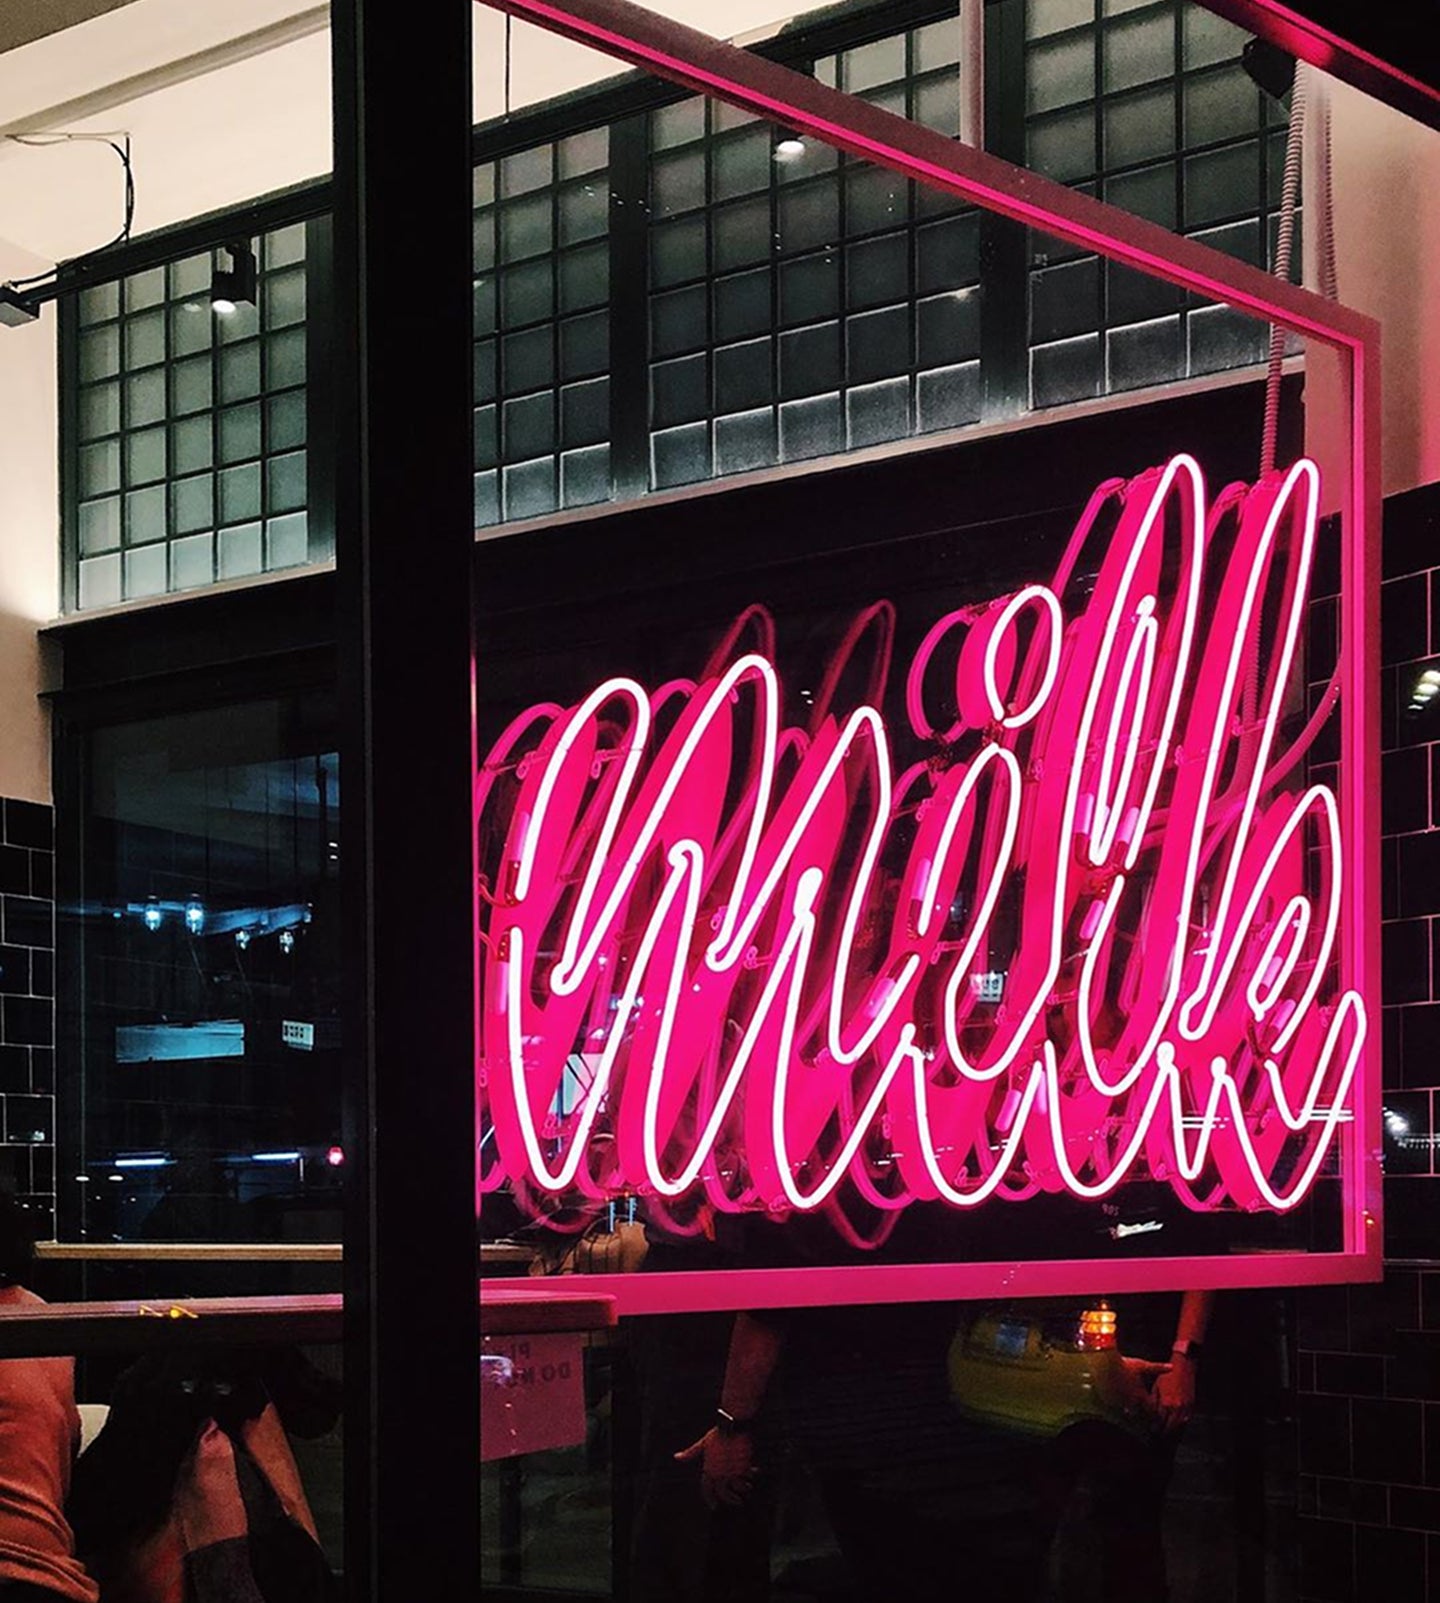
[1152,1289,1214,1431]
[674,1311,785,1508]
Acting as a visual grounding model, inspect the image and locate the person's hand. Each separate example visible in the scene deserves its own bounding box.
[1152,1355,1198,1432]
[1117,1355,1167,1418]
[675,1425,756,1508]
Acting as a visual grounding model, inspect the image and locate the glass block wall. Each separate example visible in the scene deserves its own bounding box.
[472,129,611,528]
[72,223,313,609]
[1024,0,1291,407]
[646,16,979,489]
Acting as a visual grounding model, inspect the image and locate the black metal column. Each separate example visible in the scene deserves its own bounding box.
[330,5,480,1600]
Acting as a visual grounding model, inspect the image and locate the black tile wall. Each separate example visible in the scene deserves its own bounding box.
[1296,483,1440,1603]
[0,800,55,1238]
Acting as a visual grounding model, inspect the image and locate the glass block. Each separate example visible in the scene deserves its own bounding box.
[123,543,167,600]
[651,353,709,428]
[77,281,119,325]
[267,450,307,514]
[502,393,555,461]
[1188,217,1262,267]
[1031,258,1099,343]
[814,55,837,87]
[473,210,496,274]
[1104,162,1176,228]
[503,457,558,520]
[266,329,306,390]
[79,325,120,382]
[473,276,497,339]
[652,149,706,220]
[474,340,497,403]
[652,97,706,149]
[1026,0,1093,36]
[772,135,837,187]
[1106,313,1183,391]
[915,17,961,69]
[169,253,210,298]
[843,34,905,94]
[1102,0,1158,13]
[122,309,165,368]
[171,354,213,415]
[714,407,776,476]
[917,214,980,293]
[650,422,711,489]
[1183,142,1261,229]
[714,339,772,414]
[1103,10,1174,93]
[78,498,120,557]
[714,199,770,272]
[218,522,263,580]
[263,266,306,329]
[845,166,909,235]
[216,296,260,344]
[266,511,310,568]
[500,193,553,262]
[473,470,500,529]
[561,444,610,508]
[1104,87,1176,168]
[846,235,909,312]
[559,126,607,179]
[79,441,120,498]
[503,326,554,393]
[123,267,165,313]
[652,285,708,358]
[1106,259,1182,324]
[268,390,306,452]
[219,341,262,403]
[501,260,553,327]
[780,253,839,326]
[847,377,911,450]
[863,86,908,118]
[126,427,166,487]
[77,552,122,610]
[474,404,498,469]
[714,269,771,343]
[1028,33,1095,114]
[1027,107,1097,182]
[918,286,981,366]
[914,75,961,138]
[265,223,307,270]
[126,369,166,429]
[1184,65,1261,148]
[713,128,771,202]
[915,183,967,221]
[1186,303,1266,375]
[171,473,213,535]
[473,163,496,206]
[169,306,213,366]
[1183,7,1243,69]
[777,180,839,255]
[561,379,609,449]
[219,403,262,464]
[560,312,609,380]
[219,463,262,525]
[846,306,911,384]
[170,532,214,591]
[651,217,707,289]
[79,382,120,441]
[779,321,841,400]
[560,243,607,313]
[500,145,553,198]
[779,392,843,463]
[710,99,758,135]
[558,180,608,246]
[917,360,981,432]
[1031,332,1102,408]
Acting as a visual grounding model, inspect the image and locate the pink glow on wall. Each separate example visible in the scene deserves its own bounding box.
[476,455,1369,1260]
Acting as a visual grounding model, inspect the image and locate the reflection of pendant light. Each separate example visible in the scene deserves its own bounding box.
[142,897,163,932]
[184,897,204,934]
[234,928,251,950]
[279,929,295,954]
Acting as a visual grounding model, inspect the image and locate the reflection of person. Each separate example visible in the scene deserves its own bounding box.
[0,1194,99,1602]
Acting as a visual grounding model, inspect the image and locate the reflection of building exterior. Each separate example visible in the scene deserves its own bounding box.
[0,1,1437,1596]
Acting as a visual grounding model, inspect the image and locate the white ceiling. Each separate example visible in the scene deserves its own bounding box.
[0,0,805,280]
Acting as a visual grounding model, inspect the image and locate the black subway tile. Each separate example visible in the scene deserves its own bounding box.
[1384,837,1399,921]
[3,1095,51,1145]
[1352,1272,1421,1346]
[1384,486,1440,580]
[27,853,50,900]
[1425,1404,1440,1486]
[1354,1523,1426,1603]
[1384,747,1431,835]
[28,950,50,1000]
[1315,1352,1386,1397]
[1352,1397,1423,1484]
[0,848,27,898]
[1,996,50,1048]
[1298,1285,1351,1352]
[1299,1392,1352,1477]
[1385,918,1431,1003]
[1383,577,1429,667]
[1388,1332,1440,1402]
[1384,1178,1440,1262]
[1399,1004,1440,1089]
[1297,1517,1355,1601]
[1399,832,1440,917]
[2,802,50,852]
[1422,1274,1440,1332]
[0,948,29,997]
[1316,1477,1386,1524]
[1390,1485,1440,1532]
[1,897,50,950]
[0,1047,27,1094]
[28,1049,51,1094]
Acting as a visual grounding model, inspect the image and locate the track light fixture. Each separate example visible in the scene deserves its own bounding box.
[211,239,256,315]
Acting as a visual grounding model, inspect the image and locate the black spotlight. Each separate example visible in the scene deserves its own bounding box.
[210,239,256,316]
[1242,38,1296,103]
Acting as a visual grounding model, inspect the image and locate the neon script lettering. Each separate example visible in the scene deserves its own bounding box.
[476,457,1366,1237]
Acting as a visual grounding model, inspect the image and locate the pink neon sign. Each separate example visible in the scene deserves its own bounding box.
[476,455,1367,1266]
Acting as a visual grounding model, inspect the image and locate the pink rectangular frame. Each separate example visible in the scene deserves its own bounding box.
[474,0,1383,1316]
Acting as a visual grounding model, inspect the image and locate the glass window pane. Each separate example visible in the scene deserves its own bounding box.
[652,149,707,218]
[558,127,608,179]
[651,217,707,289]
[650,422,711,488]
[501,261,554,327]
[559,244,607,314]
[216,297,260,344]
[714,407,776,475]
[123,267,165,313]
[1106,312,1183,390]
[651,354,709,428]
[1031,331,1102,406]
[1107,258,1183,323]
[560,313,608,381]
[917,359,981,431]
[266,510,310,568]
[714,338,771,414]
[1183,141,1261,228]
[1184,6,1246,69]
[1029,34,1096,114]
[714,199,770,272]
[125,427,167,487]
[914,75,962,137]
[169,302,212,358]
[847,235,909,312]
[1184,65,1261,147]
[79,326,120,382]
[264,222,307,269]
[503,457,558,519]
[266,329,307,390]
[779,391,843,462]
[219,403,262,464]
[560,444,610,507]
[1032,258,1100,342]
[170,531,214,590]
[779,321,841,400]
[123,543,167,599]
[474,340,497,404]
[651,285,708,358]
[268,391,307,452]
[78,498,120,556]
[474,404,498,469]
[1105,86,1176,167]
[220,341,262,403]
[1104,162,1177,227]
[846,305,912,383]
[77,551,121,609]
[1028,0,1093,36]
[780,253,839,327]
[918,286,981,367]
[916,17,962,69]
[169,252,211,298]
[501,145,554,197]
[473,163,496,206]
[79,442,120,499]
[558,181,608,246]
[171,472,214,535]
[78,382,120,441]
[847,375,911,449]
[267,450,307,514]
[124,485,166,545]
[713,129,772,202]
[777,180,839,255]
[218,521,263,579]
[713,269,771,343]
[219,463,262,525]
[845,166,909,235]
[502,327,554,393]
[77,281,119,324]
[126,369,166,429]
[1103,10,1174,92]
[124,310,165,369]
[502,394,554,461]
[263,266,307,329]
[561,379,609,450]
[842,34,906,93]
[171,355,213,415]
[473,210,496,274]
[500,194,553,263]
[652,98,706,150]
[917,215,980,293]
[1028,107,1096,181]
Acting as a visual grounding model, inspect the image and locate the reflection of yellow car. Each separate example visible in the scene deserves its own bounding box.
[948,1304,1158,1440]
